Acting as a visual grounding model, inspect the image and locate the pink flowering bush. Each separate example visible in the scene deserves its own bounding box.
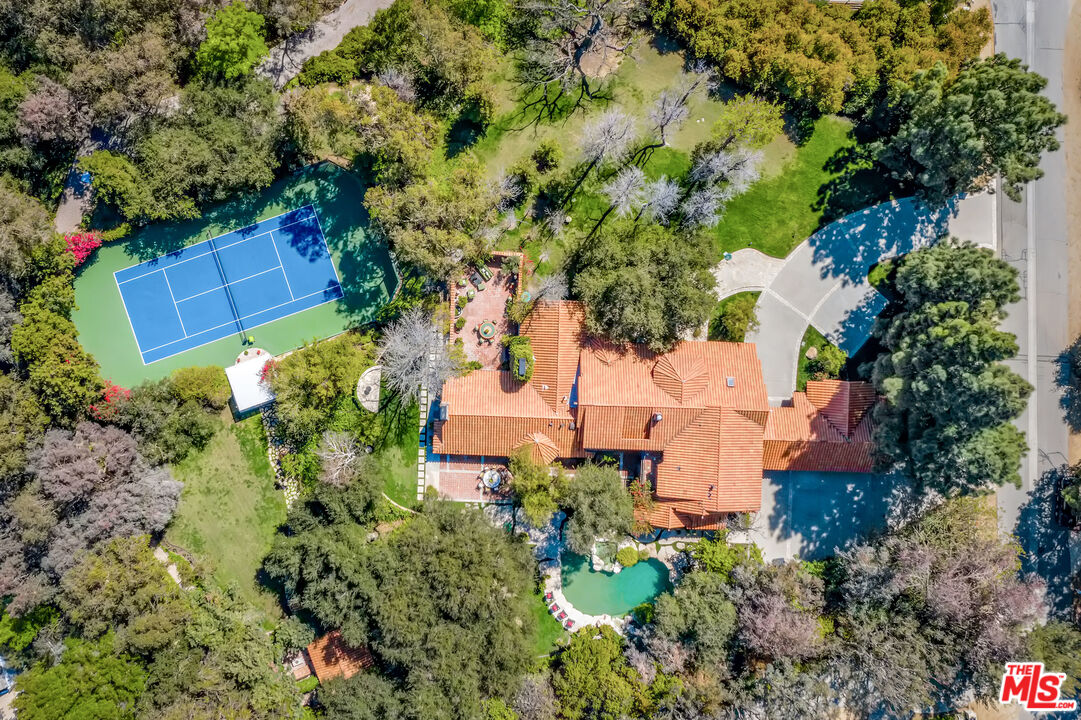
[64,231,103,266]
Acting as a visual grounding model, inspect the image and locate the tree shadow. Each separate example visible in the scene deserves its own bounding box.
[1055,335,1081,432]
[763,470,911,560]
[825,289,888,357]
[805,195,956,286]
[1014,466,1075,619]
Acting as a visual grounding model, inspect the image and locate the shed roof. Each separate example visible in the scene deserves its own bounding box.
[225,355,275,413]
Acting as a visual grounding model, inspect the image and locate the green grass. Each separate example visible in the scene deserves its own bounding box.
[166,414,287,622]
[530,591,567,656]
[712,116,855,258]
[372,393,420,508]
[708,291,761,342]
[73,163,398,386]
[796,326,830,392]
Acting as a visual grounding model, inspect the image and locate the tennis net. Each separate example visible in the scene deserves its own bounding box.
[206,232,244,338]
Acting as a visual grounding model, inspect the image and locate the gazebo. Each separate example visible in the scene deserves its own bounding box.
[225,355,275,413]
[512,432,560,465]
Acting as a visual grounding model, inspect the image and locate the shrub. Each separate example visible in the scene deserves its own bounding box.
[500,255,520,278]
[63,232,102,266]
[807,343,846,379]
[504,336,534,382]
[455,316,466,330]
[531,140,561,173]
[170,366,231,410]
[615,546,639,568]
[297,51,357,87]
[710,293,759,342]
[296,675,319,694]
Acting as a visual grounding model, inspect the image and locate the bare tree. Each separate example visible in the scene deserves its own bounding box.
[636,177,680,224]
[17,77,87,147]
[602,165,646,217]
[532,271,569,303]
[580,108,635,166]
[688,147,762,190]
[316,431,361,487]
[377,68,417,104]
[681,186,725,228]
[544,208,568,237]
[513,673,558,720]
[379,307,461,404]
[517,0,638,109]
[647,73,705,147]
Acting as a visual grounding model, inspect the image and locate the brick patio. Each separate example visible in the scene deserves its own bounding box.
[437,455,513,502]
[451,255,521,369]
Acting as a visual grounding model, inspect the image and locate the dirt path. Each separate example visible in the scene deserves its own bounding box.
[1066,0,1080,463]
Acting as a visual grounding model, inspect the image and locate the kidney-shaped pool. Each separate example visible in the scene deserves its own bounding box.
[560,552,672,617]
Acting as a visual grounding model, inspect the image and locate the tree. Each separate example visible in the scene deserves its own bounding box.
[0,371,46,480]
[0,178,54,282]
[646,74,705,147]
[834,497,1044,715]
[108,378,218,465]
[196,2,269,80]
[58,536,189,655]
[1027,622,1081,698]
[366,157,499,279]
[264,498,537,720]
[560,462,633,554]
[508,448,567,527]
[267,334,373,447]
[727,563,825,662]
[78,151,157,221]
[13,634,147,720]
[651,571,737,668]
[169,365,231,410]
[689,530,762,580]
[551,626,651,720]
[875,56,1066,203]
[15,76,87,149]
[572,222,716,352]
[379,307,461,404]
[710,97,784,151]
[320,672,403,720]
[806,343,846,380]
[870,240,1031,494]
[513,674,558,720]
[517,0,637,105]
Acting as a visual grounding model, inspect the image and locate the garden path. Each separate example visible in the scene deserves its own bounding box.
[258,0,395,88]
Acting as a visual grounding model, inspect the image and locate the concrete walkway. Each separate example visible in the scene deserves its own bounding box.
[740,196,957,401]
[258,0,395,88]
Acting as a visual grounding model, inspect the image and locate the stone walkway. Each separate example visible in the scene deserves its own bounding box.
[258,0,395,88]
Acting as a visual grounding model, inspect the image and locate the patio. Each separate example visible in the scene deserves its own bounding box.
[451,253,522,369]
[437,455,513,503]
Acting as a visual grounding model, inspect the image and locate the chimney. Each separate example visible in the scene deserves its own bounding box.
[726,376,735,387]
[653,412,663,422]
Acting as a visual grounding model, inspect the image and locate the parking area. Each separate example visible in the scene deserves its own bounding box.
[744,470,909,561]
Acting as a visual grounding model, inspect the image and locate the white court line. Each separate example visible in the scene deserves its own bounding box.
[140,285,344,364]
[268,231,295,301]
[161,270,189,338]
[115,209,316,285]
[172,265,284,303]
[310,207,344,287]
[140,285,343,356]
[114,272,141,350]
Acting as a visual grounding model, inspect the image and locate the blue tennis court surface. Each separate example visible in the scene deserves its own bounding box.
[115,205,343,364]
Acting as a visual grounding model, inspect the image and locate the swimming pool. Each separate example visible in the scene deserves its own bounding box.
[560,552,672,616]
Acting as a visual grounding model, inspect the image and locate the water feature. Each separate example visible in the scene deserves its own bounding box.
[560,552,672,617]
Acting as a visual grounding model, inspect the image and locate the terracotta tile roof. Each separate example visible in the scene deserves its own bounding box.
[642,504,727,530]
[762,382,875,472]
[306,631,374,682]
[805,380,875,436]
[520,301,587,413]
[578,340,769,411]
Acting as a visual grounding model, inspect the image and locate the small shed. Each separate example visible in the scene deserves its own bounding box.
[225,355,275,413]
[306,631,375,682]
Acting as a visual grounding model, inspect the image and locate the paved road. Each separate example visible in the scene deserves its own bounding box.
[258,0,395,88]
[744,197,955,401]
[991,0,1077,618]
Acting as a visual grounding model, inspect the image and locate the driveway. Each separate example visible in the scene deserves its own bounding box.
[741,196,957,401]
[259,0,395,88]
[739,470,910,562]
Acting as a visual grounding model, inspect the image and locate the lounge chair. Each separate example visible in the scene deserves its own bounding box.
[564,619,575,629]
[549,603,560,613]
[557,611,567,621]
[544,591,554,601]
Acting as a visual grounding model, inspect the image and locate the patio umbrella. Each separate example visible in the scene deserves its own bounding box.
[512,432,560,465]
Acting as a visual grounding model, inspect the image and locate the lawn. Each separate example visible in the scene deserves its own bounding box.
[796,325,851,392]
[166,414,286,622]
[530,591,567,657]
[711,116,855,259]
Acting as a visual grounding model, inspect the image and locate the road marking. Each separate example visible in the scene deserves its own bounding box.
[1024,0,1038,490]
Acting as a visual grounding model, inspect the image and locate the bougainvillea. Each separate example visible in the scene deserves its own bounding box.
[64,232,103,266]
[89,380,131,421]
[259,358,278,384]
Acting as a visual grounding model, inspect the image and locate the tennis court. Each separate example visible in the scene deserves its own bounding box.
[114,205,342,364]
